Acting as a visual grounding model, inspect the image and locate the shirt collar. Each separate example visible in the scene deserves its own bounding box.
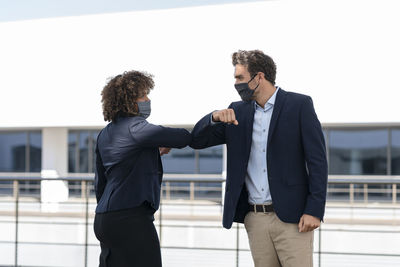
[268,86,279,105]
[254,86,279,110]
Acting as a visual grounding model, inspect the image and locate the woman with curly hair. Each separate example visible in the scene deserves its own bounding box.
[93,70,191,267]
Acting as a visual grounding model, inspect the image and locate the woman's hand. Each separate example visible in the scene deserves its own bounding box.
[159,147,171,156]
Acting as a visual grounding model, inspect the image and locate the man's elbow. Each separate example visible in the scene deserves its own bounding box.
[180,133,192,148]
[189,135,206,149]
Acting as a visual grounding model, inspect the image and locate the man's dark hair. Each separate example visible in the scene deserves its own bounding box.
[232,50,277,85]
[101,70,154,122]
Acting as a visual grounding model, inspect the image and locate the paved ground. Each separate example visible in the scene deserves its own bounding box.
[0,198,399,267]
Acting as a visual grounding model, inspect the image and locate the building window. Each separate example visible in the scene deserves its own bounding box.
[0,131,42,196]
[199,146,223,174]
[161,145,224,201]
[391,129,400,175]
[162,145,223,174]
[68,130,99,173]
[162,146,196,174]
[68,130,224,175]
[29,132,42,172]
[0,131,42,172]
[328,129,388,175]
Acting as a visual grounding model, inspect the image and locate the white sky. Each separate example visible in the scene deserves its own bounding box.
[0,0,399,128]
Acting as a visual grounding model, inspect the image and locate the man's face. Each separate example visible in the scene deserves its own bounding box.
[234,64,259,90]
[234,64,251,84]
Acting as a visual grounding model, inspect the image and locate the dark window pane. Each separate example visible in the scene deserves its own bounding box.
[0,132,27,172]
[29,132,42,172]
[162,146,196,173]
[69,130,100,173]
[199,145,223,174]
[329,130,388,175]
[68,132,78,173]
[79,131,89,173]
[91,131,99,173]
[392,130,400,175]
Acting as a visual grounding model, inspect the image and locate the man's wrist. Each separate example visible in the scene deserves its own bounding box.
[210,114,216,125]
[210,112,220,125]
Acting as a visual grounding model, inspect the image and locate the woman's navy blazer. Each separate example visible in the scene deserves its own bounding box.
[95,116,191,213]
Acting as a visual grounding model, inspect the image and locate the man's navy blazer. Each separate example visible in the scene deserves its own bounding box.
[95,116,191,214]
[191,89,328,229]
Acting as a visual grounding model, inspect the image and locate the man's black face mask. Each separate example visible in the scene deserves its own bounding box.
[234,74,259,101]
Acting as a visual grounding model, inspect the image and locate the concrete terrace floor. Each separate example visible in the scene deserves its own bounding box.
[0,198,399,267]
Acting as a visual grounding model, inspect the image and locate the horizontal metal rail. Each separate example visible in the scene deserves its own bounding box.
[0,175,400,267]
[1,173,400,183]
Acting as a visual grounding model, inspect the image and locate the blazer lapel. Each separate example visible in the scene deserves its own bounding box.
[267,89,287,145]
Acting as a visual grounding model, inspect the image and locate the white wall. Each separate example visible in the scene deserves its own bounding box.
[42,128,68,176]
[0,0,399,128]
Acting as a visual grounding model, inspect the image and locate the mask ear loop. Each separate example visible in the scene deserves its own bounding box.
[247,74,257,83]
[248,73,260,91]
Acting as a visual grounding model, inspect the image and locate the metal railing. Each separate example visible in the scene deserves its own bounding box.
[0,174,399,267]
[327,175,400,204]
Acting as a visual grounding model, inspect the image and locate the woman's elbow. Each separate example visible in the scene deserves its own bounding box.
[174,130,192,148]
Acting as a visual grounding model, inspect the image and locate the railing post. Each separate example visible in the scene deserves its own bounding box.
[81,181,86,200]
[350,184,354,204]
[14,180,19,267]
[393,184,397,204]
[364,184,368,203]
[190,182,195,201]
[318,225,322,267]
[84,180,89,267]
[13,180,18,199]
[166,182,170,200]
[236,223,239,267]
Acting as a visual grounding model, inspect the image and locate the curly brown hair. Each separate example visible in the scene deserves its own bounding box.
[232,50,277,85]
[101,70,154,122]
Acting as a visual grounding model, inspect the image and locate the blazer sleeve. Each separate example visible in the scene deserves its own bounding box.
[94,144,107,203]
[129,120,191,148]
[300,97,328,220]
[190,111,227,149]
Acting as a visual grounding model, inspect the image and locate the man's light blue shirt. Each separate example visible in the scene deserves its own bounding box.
[246,87,279,204]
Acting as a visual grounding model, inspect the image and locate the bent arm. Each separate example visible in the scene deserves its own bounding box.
[130,121,191,148]
[190,112,227,149]
[300,97,328,221]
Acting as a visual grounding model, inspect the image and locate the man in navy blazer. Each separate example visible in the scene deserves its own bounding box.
[191,50,327,267]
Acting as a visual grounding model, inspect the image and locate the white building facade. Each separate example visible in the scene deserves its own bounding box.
[1,0,400,201]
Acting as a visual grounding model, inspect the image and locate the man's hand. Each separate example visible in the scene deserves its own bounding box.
[159,147,171,156]
[212,109,239,125]
[298,214,320,232]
